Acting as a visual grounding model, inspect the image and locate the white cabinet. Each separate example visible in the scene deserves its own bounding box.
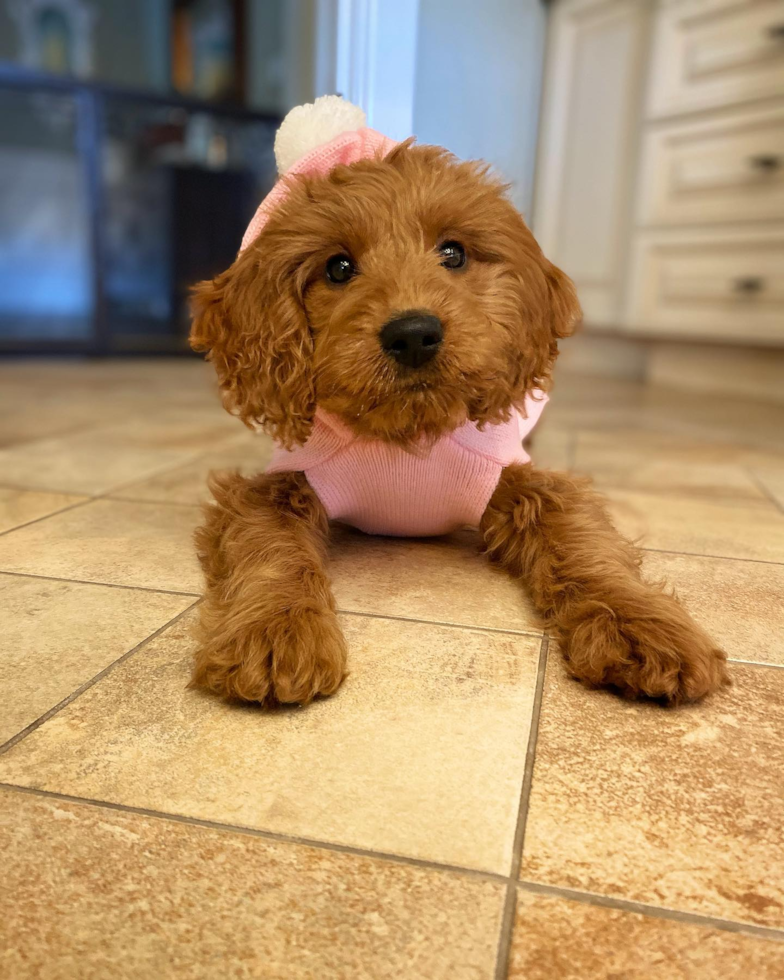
[533,0,651,325]
[535,0,784,347]
[647,0,784,119]
[627,227,784,341]
[638,106,784,225]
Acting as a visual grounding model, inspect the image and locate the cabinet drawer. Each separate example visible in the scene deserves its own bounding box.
[626,229,784,342]
[648,0,784,119]
[639,107,784,224]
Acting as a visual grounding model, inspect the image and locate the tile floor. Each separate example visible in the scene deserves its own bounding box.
[1,358,783,979]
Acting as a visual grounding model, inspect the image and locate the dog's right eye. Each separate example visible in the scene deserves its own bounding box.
[325,254,357,284]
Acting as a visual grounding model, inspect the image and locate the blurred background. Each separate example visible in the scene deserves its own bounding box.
[0,0,782,400]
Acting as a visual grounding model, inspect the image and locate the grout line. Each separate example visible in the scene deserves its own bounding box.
[516,880,784,944]
[335,607,544,640]
[642,547,784,568]
[2,787,779,948]
[106,495,206,509]
[2,573,545,644]
[0,495,95,538]
[0,569,202,598]
[507,637,550,873]
[0,420,102,453]
[0,435,234,533]
[84,452,216,501]
[98,435,264,509]
[0,483,200,549]
[102,436,261,498]
[0,438,254,569]
[0,601,200,756]
[2,738,782,948]
[728,658,784,672]
[0,481,102,499]
[0,782,509,886]
[493,635,550,980]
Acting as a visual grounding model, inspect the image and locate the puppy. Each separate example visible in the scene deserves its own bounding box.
[189,98,728,707]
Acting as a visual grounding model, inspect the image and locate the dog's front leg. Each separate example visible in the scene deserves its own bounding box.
[481,464,729,702]
[191,469,346,704]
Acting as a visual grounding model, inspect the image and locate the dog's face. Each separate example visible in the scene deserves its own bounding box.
[191,143,580,448]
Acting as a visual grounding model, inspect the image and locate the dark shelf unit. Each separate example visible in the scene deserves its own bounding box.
[0,64,280,355]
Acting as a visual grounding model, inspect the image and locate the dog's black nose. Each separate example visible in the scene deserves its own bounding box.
[380,313,443,368]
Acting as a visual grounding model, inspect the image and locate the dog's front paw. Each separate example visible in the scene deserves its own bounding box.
[191,607,347,705]
[561,595,729,703]
[268,607,348,704]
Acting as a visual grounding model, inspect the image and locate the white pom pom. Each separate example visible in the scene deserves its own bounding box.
[274,95,367,175]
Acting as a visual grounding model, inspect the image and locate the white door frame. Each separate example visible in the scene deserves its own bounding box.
[316,0,420,141]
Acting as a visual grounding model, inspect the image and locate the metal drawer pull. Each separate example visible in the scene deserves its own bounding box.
[767,23,784,39]
[749,154,782,172]
[733,277,765,294]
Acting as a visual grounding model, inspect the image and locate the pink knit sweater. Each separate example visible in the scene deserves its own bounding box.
[267,393,547,536]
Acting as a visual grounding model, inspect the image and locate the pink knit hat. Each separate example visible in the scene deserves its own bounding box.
[240,96,398,252]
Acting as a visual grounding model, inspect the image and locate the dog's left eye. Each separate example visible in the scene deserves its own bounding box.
[325,254,357,284]
[438,241,466,270]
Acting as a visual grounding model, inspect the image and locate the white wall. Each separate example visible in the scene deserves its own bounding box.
[413,0,547,217]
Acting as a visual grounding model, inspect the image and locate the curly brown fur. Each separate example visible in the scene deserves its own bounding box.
[192,469,346,704]
[481,465,729,703]
[191,143,577,449]
[191,139,726,706]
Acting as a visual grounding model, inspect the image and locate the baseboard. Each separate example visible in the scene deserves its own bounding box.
[556,333,784,405]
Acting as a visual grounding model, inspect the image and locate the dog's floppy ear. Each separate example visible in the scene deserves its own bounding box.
[542,259,581,340]
[190,237,315,449]
[508,236,583,399]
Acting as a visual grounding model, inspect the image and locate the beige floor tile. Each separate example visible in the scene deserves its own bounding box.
[527,424,573,471]
[0,499,202,593]
[637,387,784,453]
[0,385,217,439]
[550,378,784,453]
[575,429,783,504]
[576,426,783,467]
[577,453,765,507]
[544,384,719,440]
[643,552,784,666]
[606,488,784,563]
[0,487,85,534]
[520,660,784,927]
[0,406,95,449]
[601,460,765,502]
[96,408,240,452]
[542,402,649,433]
[0,575,191,744]
[0,429,196,495]
[575,428,734,461]
[508,891,784,980]
[330,526,540,633]
[0,362,238,493]
[0,356,210,389]
[1,788,505,980]
[0,611,540,873]
[111,437,273,505]
[544,375,647,430]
